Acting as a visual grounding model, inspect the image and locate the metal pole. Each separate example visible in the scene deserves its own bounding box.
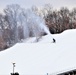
[12,63,15,74]
[47,73,48,75]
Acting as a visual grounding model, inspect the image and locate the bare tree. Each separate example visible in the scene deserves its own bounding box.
[4,4,22,44]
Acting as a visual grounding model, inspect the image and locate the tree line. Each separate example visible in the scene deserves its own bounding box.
[43,5,76,34]
[0,4,49,50]
[0,4,76,50]
[31,4,76,34]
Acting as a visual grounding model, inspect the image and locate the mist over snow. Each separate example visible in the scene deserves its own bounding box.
[0,29,76,75]
[21,9,50,39]
[2,4,52,47]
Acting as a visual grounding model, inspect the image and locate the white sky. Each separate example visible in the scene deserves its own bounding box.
[0,0,76,13]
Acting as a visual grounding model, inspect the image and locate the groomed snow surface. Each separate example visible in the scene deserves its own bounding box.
[0,29,76,75]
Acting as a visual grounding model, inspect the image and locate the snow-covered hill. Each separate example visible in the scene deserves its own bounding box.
[0,29,76,75]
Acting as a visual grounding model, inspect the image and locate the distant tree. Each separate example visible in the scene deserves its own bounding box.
[4,4,23,44]
[0,14,8,50]
[0,35,8,50]
[44,7,74,34]
[0,14,4,35]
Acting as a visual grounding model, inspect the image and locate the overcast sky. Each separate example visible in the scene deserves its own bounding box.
[0,0,76,13]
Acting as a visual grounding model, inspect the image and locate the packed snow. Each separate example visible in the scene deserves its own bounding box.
[0,29,76,75]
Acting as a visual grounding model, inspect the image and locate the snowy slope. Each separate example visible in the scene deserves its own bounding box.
[0,29,76,75]
[23,34,54,43]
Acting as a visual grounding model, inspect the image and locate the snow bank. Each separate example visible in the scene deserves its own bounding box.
[0,29,76,75]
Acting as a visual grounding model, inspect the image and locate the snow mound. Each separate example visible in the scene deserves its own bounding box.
[0,29,76,75]
[23,34,54,43]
